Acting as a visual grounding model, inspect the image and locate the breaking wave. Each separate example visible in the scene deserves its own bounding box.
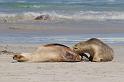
[1,11,124,23]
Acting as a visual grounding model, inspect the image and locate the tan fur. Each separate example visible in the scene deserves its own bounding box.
[73,38,114,62]
[13,43,81,62]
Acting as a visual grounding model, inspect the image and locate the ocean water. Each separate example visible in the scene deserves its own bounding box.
[0,0,124,45]
[1,0,124,22]
[0,33,124,45]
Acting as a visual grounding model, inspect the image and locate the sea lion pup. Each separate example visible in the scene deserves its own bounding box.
[13,43,81,62]
[73,38,114,62]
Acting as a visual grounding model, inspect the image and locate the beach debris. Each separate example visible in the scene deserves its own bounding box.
[0,50,19,55]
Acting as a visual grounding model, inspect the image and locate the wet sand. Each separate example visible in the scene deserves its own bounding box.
[1,21,124,36]
[0,44,124,82]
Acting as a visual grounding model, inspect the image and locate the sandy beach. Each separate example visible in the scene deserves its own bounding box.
[0,0,124,81]
[0,16,124,82]
[0,44,124,82]
[0,19,124,82]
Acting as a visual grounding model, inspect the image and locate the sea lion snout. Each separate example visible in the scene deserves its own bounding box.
[13,54,28,62]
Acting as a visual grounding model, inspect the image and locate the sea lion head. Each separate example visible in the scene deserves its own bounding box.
[13,53,31,62]
[73,41,86,54]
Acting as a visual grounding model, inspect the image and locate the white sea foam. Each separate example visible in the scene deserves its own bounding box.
[16,0,27,3]
[1,11,124,23]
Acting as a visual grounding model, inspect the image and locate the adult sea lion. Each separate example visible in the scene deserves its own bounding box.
[13,43,81,62]
[73,38,114,62]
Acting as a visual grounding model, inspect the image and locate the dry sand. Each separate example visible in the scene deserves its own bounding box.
[0,44,124,82]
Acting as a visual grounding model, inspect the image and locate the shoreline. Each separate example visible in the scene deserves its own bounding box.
[0,21,124,45]
[0,20,124,34]
[0,17,124,82]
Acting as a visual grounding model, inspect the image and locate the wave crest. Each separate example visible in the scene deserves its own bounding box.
[1,11,124,23]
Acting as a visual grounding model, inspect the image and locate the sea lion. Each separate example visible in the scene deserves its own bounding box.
[13,43,81,62]
[73,38,114,62]
[34,14,50,20]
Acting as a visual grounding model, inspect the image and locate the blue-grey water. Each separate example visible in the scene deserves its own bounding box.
[1,0,124,21]
[0,0,124,45]
[0,33,124,45]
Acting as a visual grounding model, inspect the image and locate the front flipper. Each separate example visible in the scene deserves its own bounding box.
[64,51,81,61]
[80,53,93,61]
